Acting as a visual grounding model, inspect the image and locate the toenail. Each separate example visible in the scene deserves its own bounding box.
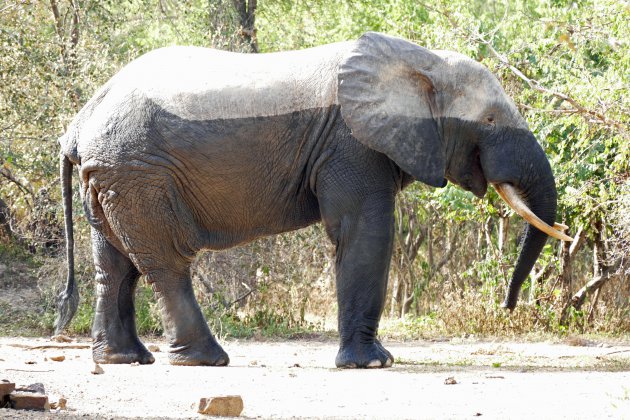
[367,359,382,368]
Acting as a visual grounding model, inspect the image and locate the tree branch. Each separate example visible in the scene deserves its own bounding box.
[417,2,624,130]
[0,3,17,14]
[569,225,586,258]
[0,165,34,207]
[566,257,622,313]
[478,38,623,129]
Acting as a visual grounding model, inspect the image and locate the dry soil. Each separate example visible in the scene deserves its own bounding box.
[0,336,629,419]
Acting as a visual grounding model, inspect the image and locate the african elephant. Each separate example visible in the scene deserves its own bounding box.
[56,32,570,368]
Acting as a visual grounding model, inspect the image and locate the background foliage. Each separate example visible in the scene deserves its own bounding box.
[0,0,627,338]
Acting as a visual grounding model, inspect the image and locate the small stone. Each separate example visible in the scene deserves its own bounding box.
[17,383,45,394]
[9,392,50,411]
[51,335,73,343]
[50,397,67,410]
[0,381,16,398]
[147,344,160,352]
[91,364,104,375]
[50,355,66,362]
[198,395,244,417]
[444,376,457,385]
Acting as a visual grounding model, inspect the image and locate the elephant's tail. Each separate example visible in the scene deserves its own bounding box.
[55,154,79,334]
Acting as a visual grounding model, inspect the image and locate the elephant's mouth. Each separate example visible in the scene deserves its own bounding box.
[469,149,488,198]
[447,148,488,198]
[493,183,572,242]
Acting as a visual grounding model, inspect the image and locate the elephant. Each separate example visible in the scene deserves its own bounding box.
[56,32,571,368]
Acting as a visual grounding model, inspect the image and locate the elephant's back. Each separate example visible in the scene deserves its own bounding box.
[63,42,352,163]
[115,42,352,121]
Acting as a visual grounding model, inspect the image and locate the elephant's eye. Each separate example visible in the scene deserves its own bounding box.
[484,115,496,127]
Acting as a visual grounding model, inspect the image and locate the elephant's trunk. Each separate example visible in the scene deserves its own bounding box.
[499,167,559,310]
[480,129,571,310]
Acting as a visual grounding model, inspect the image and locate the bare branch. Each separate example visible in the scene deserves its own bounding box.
[0,3,18,14]
[569,225,586,258]
[569,260,621,311]
[228,283,254,308]
[532,262,556,284]
[0,165,34,203]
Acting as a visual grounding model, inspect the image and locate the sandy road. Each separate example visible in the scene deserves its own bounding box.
[1,336,629,419]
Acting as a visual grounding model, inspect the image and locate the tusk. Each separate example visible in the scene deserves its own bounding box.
[494,183,573,242]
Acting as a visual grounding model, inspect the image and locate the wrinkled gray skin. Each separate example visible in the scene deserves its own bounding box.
[57,32,557,368]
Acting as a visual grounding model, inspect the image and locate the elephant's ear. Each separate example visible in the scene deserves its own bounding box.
[338,32,446,187]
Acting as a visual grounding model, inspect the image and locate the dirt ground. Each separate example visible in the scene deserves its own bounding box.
[1,336,629,419]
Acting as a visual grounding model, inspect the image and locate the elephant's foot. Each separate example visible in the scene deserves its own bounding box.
[168,338,229,366]
[335,338,394,368]
[92,332,155,365]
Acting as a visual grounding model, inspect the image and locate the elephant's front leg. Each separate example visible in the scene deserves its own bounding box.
[322,191,396,368]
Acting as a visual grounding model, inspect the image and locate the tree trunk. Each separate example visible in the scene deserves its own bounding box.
[484,216,493,253]
[528,262,555,304]
[559,239,573,299]
[233,0,258,52]
[401,279,413,317]
[389,272,401,318]
[50,0,81,109]
[558,225,585,305]
[498,215,509,257]
[0,198,14,240]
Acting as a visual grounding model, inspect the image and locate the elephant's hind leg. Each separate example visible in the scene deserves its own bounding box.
[113,183,230,366]
[91,229,154,364]
[100,174,228,366]
[148,270,229,366]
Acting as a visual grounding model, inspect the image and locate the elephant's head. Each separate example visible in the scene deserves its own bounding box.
[338,32,571,309]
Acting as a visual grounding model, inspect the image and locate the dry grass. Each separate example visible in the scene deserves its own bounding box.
[2,214,628,339]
